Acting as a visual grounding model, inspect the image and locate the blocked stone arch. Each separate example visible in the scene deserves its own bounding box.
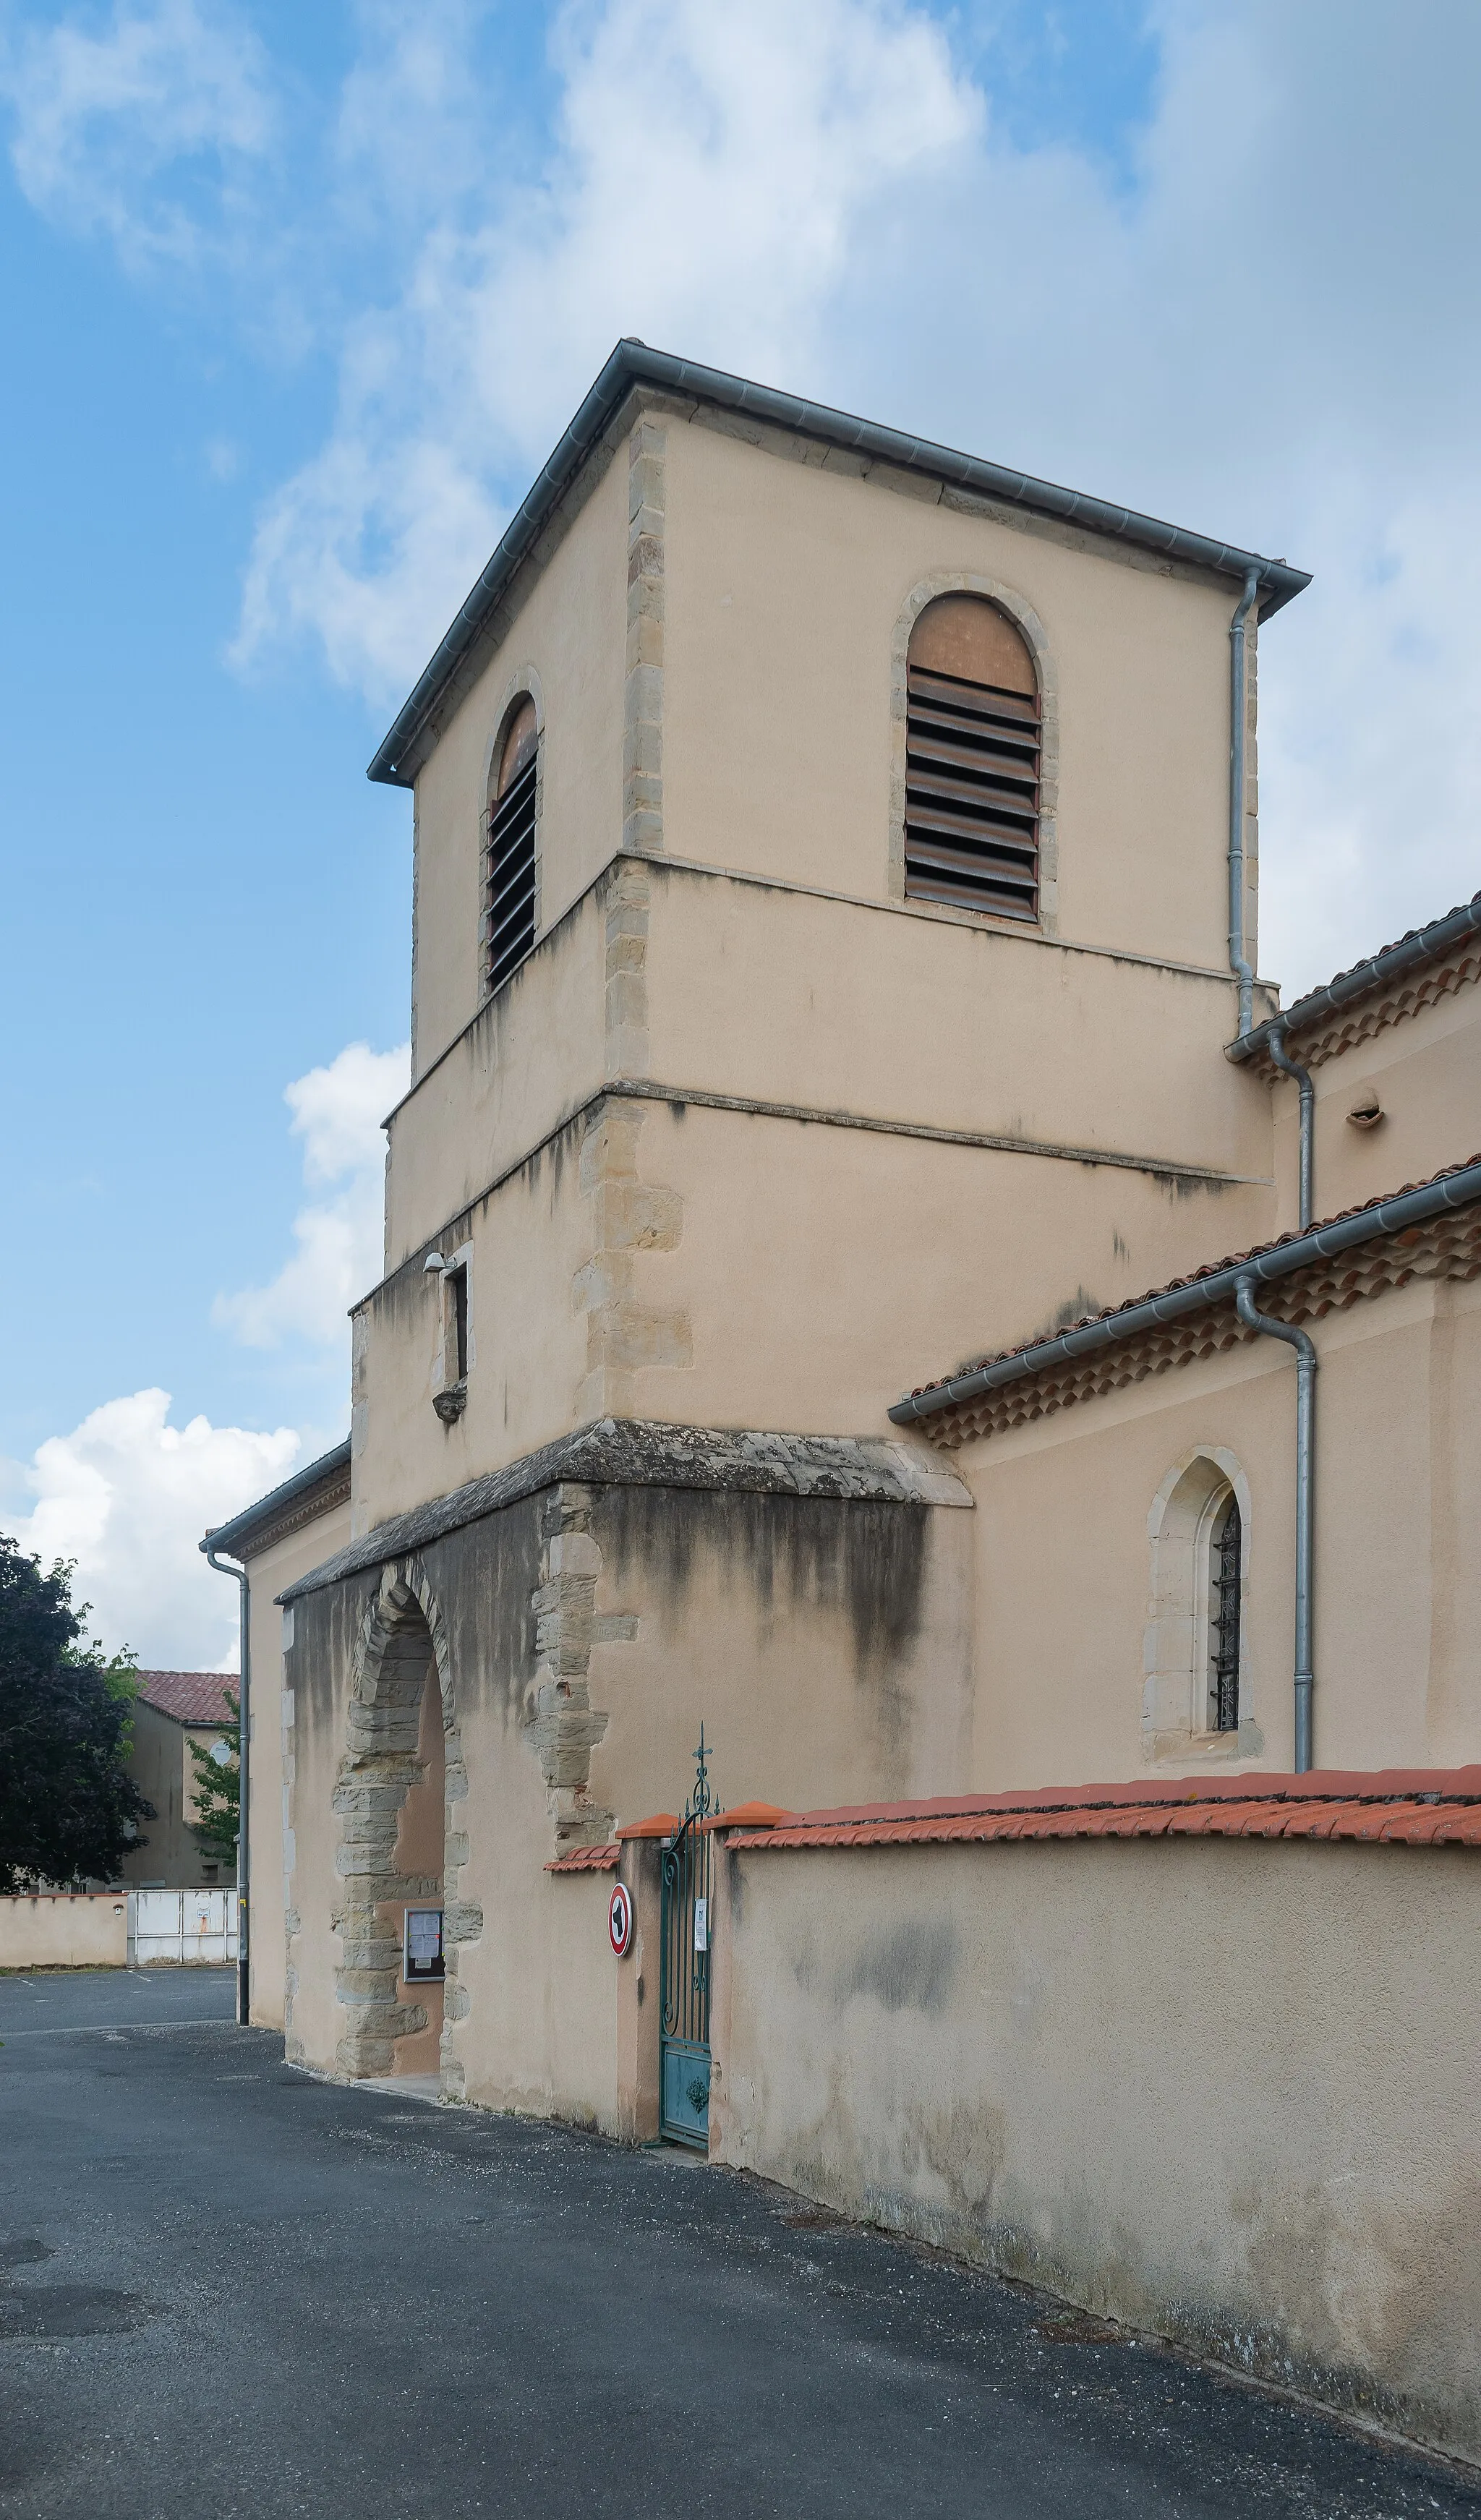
[889,568,1060,934]
[1142,1448,1260,1764]
[331,1558,482,2088]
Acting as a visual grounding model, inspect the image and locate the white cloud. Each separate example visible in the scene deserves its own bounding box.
[0,0,274,268]
[4,1391,299,1669]
[213,1039,409,1349]
[229,0,1481,994]
[231,0,981,700]
[12,0,1479,993]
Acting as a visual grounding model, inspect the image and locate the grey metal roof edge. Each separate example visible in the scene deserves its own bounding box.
[1227,892,1481,1064]
[201,1439,352,1561]
[889,1158,1481,1427]
[367,338,1311,789]
[278,1419,970,1604]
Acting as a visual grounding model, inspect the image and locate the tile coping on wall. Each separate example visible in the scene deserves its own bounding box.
[713,1768,1481,1850]
[547,1772,1481,1868]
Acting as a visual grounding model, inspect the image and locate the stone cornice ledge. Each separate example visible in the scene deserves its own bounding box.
[277,1419,972,1604]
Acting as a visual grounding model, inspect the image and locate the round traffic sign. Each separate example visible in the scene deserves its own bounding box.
[608,1881,633,1957]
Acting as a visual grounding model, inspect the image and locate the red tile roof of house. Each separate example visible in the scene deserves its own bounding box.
[719,1770,1481,1852]
[134,1670,237,1727]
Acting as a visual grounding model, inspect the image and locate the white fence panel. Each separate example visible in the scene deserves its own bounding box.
[127,1889,237,1965]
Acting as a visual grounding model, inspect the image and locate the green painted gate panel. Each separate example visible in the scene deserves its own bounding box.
[660,1730,716,2151]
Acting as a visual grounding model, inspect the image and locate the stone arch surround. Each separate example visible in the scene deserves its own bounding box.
[330,1558,482,2086]
[1142,1448,1260,1766]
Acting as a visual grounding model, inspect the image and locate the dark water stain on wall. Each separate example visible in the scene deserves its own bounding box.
[838,1915,958,2014]
[419,1500,542,1725]
[601,1484,928,1682]
[291,1573,381,1767]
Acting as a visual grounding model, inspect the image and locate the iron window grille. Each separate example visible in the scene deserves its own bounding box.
[1209,1493,1242,1733]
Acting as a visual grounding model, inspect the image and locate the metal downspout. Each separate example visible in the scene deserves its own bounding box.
[1234,1275,1315,1771]
[203,1545,250,2026]
[1229,566,1261,1035]
[1267,1021,1315,1229]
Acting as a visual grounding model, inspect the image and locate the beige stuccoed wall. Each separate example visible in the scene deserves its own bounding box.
[362,389,1284,1525]
[354,1088,1266,1535]
[283,1479,974,2118]
[383,879,610,1274]
[710,1835,1481,2464]
[354,842,1278,1531]
[242,1490,353,2031]
[949,1268,1481,1785]
[409,445,627,1078]
[1266,981,1481,1237]
[660,411,1245,970]
[0,1892,128,1969]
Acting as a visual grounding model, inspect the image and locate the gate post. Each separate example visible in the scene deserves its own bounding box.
[615,1832,664,2145]
[705,1827,734,2164]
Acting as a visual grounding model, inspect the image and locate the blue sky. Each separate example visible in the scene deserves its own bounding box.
[1,0,1478,1665]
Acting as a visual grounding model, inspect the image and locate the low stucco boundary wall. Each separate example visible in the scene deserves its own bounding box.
[0,1892,129,1970]
[709,1835,1481,2466]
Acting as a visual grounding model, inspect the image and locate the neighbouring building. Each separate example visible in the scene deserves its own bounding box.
[120,1670,240,1889]
[207,343,1481,2464]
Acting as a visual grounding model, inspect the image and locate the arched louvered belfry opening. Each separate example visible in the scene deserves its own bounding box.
[485,694,539,994]
[904,595,1041,923]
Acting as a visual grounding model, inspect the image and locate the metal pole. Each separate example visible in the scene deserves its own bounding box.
[1228,566,1261,1036]
[203,1544,250,2025]
[1267,1021,1315,1229]
[1234,1275,1316,1772]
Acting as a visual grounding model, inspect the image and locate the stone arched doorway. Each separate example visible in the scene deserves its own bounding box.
[332,1563,473,2084]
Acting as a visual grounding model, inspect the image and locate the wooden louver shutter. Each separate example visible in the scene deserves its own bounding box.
[486,699,539,994]
[905,596,1040,923]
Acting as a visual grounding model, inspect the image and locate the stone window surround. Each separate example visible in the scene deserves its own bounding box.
[430,1237,474,1416]
[889,571,1060,941]
[1143,1445,1260,1767]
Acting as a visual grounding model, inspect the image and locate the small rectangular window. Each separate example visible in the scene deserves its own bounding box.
[447,1265,469,1384]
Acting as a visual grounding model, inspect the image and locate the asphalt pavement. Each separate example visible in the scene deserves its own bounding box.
[1,1968,1476,2519]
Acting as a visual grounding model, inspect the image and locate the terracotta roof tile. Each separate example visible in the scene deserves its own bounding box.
[545,1844,620,1874]
[722,1770,1481,1855]
[134,1670,237,1726]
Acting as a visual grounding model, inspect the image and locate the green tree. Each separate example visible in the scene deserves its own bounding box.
[0,1537,151,1892]
[188,1691,239,1867]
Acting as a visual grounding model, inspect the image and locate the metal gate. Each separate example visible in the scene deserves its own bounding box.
[660,1729,717,2149]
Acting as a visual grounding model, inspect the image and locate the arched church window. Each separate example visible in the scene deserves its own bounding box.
[905,595,1041,923]
[1208,1491,1242,1733]
[486,696,539,994]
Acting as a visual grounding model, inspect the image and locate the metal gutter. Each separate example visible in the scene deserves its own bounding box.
[1235,1275,1318,1769]
[888,1156,1481,1426]
[202,1439,351,1560]
[368,340,1311,789]
[1227,892,1481,1065]
[1268,1022,1315,1229]
[1227,567,1260,1035]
